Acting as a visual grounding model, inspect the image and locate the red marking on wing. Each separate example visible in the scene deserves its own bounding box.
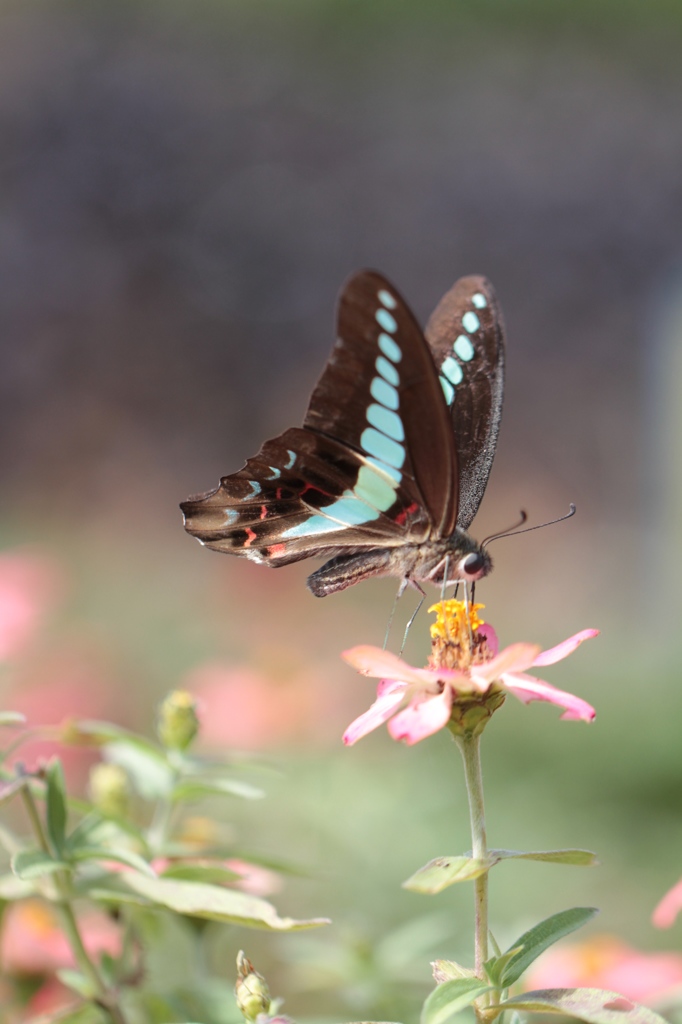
[300,482,332,499]
[244,527,257,548]
[268,543,286,556]
[260,504,268,520]
[395,502,419,526]
[276,487,282,500]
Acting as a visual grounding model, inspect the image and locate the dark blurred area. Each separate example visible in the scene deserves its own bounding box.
[2,1,682,1019]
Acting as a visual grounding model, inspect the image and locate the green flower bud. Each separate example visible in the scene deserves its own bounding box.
[157,690,200,751]
[88,762,130,818]
[235,951,271,1021]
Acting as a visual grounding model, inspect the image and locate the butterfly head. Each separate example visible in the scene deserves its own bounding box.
[428,532,492,587]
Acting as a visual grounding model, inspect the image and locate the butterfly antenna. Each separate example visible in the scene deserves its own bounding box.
[440,555,452,643]
[482,504,576,549]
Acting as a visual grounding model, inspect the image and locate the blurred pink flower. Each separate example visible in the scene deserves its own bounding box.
[343,619,598,746]
[524,935,682,1005]
[188,661,318,750]
[653,878,682,929]
[0,899,121,975]
[24,977,74,1017]
[7,644,120,783]
[0,549,62,661]
[226,858,282,897]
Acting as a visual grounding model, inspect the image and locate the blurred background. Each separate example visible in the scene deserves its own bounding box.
[2,0,682,1019]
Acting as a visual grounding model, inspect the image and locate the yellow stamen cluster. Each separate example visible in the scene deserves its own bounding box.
[429,598,486,640]
[428,599,492,672]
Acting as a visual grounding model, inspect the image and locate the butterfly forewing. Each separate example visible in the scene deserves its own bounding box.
[424,275,505,531]
[182,270,461,568]
[305,270,459,536]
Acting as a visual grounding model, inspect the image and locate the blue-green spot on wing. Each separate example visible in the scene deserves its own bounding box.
[425,275,505,531]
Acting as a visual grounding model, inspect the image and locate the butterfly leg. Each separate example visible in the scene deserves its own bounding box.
[462,581,475,648]
[399,582,426,657]
[440,555,452,644]
[384,579,409,650]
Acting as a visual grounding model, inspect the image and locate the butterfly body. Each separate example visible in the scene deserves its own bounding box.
[181,270,505,597]
[306,531,492,598]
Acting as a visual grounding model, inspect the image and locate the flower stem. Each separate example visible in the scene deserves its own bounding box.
[20,784,128,1024]
[456,732,489,980]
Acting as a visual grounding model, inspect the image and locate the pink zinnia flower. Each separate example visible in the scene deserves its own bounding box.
[524,934,682,1005]
[0,549,62,662]
[343,600,598,746]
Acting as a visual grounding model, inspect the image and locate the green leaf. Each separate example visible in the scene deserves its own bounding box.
[66,811,147,852]
[484,946,522,985]
[104,742,173,800]
[56,967,97,999]
[492,907,598,988]
[403,855,493,893]
[66,720,163,757]
[68,845,156,878]
[0,871,39,899]
[12,848,68,879]
[171,777,264,802]
[489,848,598,867]
[494,988,669,1024]
[160,863,242,885]
[0,712,26,727]
[432,960,477,983]
[45,759,68,854]
[111,872,330,930]
[422,979,493,1024]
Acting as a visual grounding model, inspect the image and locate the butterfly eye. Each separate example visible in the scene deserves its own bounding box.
[461,552,486,578]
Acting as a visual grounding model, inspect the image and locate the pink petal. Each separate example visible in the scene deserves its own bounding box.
[387,690,453,745]
[533,628,600,667]
[343,645,464,690]
[342,645,427,685]
[472,642,541,684]
[502,672,595,722]
[476,623,499,656]
[652,878,682,929]
[377,678,408,697]
[342,687,406,746]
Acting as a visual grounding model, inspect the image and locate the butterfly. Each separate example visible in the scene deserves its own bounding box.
[181,270,505,598]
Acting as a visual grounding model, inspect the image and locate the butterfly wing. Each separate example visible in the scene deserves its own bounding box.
[424,275,505,531]
[181,271,459,565]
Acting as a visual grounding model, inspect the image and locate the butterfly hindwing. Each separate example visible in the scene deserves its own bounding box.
[424,275,505,531]
[180,426,431,568]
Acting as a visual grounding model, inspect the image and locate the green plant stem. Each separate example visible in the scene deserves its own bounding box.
[21,784,128,1024]
[457,732,489,985]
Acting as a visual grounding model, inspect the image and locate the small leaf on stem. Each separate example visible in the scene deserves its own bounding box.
[422,978,493,1024]
[403,855,494,893]
[12,848,68,879]
[490,988,668,1024]
[489,849,598,867]
[490,907,598,988]
[45,758,68,854]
